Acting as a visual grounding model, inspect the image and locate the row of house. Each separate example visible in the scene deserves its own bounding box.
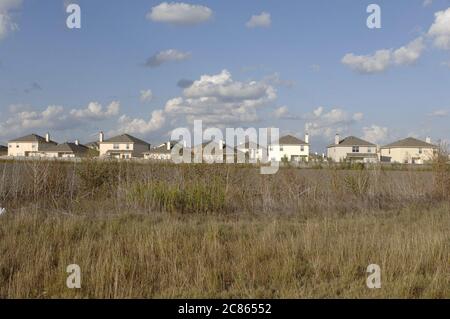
[1,131,440,164]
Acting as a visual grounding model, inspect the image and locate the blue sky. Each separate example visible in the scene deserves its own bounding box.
[1,0,450,151]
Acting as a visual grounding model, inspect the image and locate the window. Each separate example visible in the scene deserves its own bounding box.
[352,146,360,153]
[301,146,304,152]
[8,144,11,148]
[126,144,130,150]
[113,144,119,150]
[16,145,19,148]
[389,149,391,154]
[269,146,273,151]
[32,145,36,149]
[280,147,284,151]
[419,148,422,154]
[367,147,372,153]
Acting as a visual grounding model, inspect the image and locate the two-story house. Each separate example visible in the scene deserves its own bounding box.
[98,132,150,159]
[268,134,310,162]
[327,134,378,163]
[8,133,57,157]
[380,137,437,164]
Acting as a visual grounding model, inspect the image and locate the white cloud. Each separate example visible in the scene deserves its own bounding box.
[147,2,212,26]
[428,8,450,50]
[164,69,276,126]
[140,89,153,103]
[273,106,289,119]
[145,49,191,67]
[115,110,166,135]
[362,125,389,143]
[428,109,449,117]
[304,107,364,138]
[70,101,120,120]
[0,0,22,40]
[246,12,271,28]
[342,37,424,74]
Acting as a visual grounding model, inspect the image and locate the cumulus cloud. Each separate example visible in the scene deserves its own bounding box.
[304,106,364,138]
[164,69,276,125]
[342,37,425,74]
[115,110,166,135]
[362,125,389,143]
[0,0,22,40]
[70,101,120,120]
[147,2,212,26]
[428,8,450,50]
[246,12,271,28]
[145,49,191,68]
[140,89,153,103]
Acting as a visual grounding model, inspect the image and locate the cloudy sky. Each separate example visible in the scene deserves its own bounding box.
[1,0,450,151]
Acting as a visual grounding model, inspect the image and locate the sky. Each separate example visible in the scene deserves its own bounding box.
[1,0,450,151]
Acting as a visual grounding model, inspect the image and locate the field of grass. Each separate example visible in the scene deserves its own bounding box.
[0,160,449,298]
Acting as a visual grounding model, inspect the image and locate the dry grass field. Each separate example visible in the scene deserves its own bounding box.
[0,159,449,298]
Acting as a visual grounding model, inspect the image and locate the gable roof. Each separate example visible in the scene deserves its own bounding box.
[102,134,149,145]
[328,136,376,148]
[279,135,308,145]
[9,134,57,144]
[381,137,437,149]
[44,143,90,153]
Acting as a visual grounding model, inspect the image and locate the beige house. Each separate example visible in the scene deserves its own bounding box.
[8,133,57,157]
[236,141,266,163]
[99,132,150,159]
[39,141,90,158]
[268,134,310,162]
[327,135,378,163]
[380,137,437,164]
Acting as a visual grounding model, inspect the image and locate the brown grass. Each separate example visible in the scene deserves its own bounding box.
[0,160,448,298]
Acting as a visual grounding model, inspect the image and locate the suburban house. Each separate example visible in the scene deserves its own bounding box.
[85,141,99,151]
[380,137,438,164]
[8,133,57,157]
[38,141,90,158]
[98,132,150,159]
[236,141,266,162]
[0,145,7,156]
[268,134,310,162]
[327,135,378,163]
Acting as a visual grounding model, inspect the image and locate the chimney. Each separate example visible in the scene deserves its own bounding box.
[75,139,79,146]
[426,137,431,144]
[335,133,340,145]
[45,132,50,143]
[305,133,309,144]
[167,141,171,151]
[99,131,104,143]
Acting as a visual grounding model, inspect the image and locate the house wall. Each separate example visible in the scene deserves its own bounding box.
[327,145,377,162]
[268,144,309,162]
[99,142,149,158]
[380,147,435,164]
[8,142,39,157]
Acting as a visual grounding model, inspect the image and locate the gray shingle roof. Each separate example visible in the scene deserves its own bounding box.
[328,136,376,148]
[9,134,57,144]
[102,134,149,145]
[279,135,308,145]
[381,137,437,149]
[44,143,89,153]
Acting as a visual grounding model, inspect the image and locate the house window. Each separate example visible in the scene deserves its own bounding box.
[280,147,284,151]
[16,145,19,148]
[367,147,372,153]
[352,146,360,153]
[419,148,422,154]
[113,144,119,150]
[301,146,304,152]
[269,146,273,151]
[32,145,36,149]
[389,149,391,154]
[126,144,130,150]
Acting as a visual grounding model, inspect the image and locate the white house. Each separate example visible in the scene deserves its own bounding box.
[8,133,57,157]
[327,134,378,163]
[99,132,150,159]
[268,134,310,162]
[380,137,438,164]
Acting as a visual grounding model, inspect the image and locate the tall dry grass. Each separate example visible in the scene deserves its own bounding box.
[0,159,448,298]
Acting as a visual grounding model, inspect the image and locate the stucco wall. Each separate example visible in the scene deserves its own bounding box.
[380,147,435,164]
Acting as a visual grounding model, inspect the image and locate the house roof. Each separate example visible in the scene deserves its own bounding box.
[146,143,172,154]
[44,143,89,153]
[328,136,376,148]
[9,134,57,144]
[279,135,308,145]
[102,134,150,145]
[85,141,99,148]
[381,137,437,149]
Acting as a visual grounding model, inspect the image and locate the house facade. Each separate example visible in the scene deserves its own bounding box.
[236,142,266,162]
[268,134,310,162]
[380,137,437,164]
[327,135,378,163]
[144,142,174,160]
[8,133,57,157]
[99,132,150,159]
